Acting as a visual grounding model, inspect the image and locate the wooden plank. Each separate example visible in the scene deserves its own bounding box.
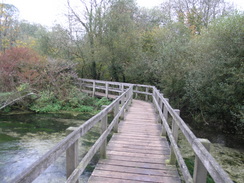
[94,164,179,177]
[88,176,148,183]
[90,170,181,183]
[106,146,169,155]
[107,143,167,151]
[106,154,169,164]
[98,159,178,171]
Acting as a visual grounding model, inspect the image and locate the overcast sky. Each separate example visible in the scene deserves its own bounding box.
[3,0,244,27]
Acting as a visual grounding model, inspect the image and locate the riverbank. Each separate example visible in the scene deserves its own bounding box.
[178,132,244,183]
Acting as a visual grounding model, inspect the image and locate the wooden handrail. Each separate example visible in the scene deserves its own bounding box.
[10,79,233,183]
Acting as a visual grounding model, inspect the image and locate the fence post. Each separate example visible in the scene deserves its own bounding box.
[135,85,138,99]
[113,101,119,133]
[152,88,156,111]
[193,138,211,183]
[121,84,124,92]
[66,127,79,183]
[161,98,169,136]
[129,87,133,106]
[169,109,180,164]
[100,113,108,159]
[120,94,125,120]
[145,87,149,101]
[92,81,95,97]
[105,82,108,98]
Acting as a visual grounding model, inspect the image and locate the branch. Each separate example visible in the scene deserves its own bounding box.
[0,92,36,110]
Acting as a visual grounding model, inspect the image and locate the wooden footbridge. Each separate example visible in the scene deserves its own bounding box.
[11,79,233,183]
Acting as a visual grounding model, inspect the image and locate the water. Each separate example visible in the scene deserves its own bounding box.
[0,112,99,183]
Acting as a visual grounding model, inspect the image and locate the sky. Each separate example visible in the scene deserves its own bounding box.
[2,0,244,27]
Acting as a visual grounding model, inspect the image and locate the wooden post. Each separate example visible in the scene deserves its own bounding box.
[105,82,108,98]
[66,127,79,183]
[157,94,162,124]
[120,94,125,120]
[145,87,149,101]
[121,84,124,92]
[113,102,119,133]
[161,98,169,136]
[128,88,133,106]
[193,139,211,183]
[169,109,180,164]
[92,81,95,97]
[135,86,138,99]
[100,114,108,159]
[152,88,156,111]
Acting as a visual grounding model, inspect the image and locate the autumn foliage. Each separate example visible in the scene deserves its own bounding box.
[0,47,44,91]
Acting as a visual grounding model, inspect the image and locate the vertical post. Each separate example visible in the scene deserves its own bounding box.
[121,84,124,92]
[128,87,133,106]
[152,88,156,110]
[120,94,125,120]
[161,98,169,136]
[105,82,108,98]
[156,93,162,124]
[145,87,149,101]
[163,98,169,120]
[92,81,95,97]
[135,86,138,99]
[66,127,79,183]
[113,102,119,133]
[100,114,108,159]
[169,109,180,164]
[193,139,211,183]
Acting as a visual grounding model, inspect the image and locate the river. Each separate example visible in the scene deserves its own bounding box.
[0,112,99,183]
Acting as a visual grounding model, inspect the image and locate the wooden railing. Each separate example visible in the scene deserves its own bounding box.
[11,79,233,183]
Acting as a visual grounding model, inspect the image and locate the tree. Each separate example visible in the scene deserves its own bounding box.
[162,0,234,34]
[67,0,109,79]
[0,47,44,91]
[185,14,244,133]
[0,3,19,51]
[102,0,139,81]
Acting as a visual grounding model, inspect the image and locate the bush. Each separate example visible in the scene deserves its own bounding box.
[30,91,61,112]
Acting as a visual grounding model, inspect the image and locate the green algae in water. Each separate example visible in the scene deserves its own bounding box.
[0,134,19,142]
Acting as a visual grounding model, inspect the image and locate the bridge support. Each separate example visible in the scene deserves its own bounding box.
[193,138,211,183]
[66,127,79,183]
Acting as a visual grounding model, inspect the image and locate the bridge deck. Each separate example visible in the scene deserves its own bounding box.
[88,100,181,183]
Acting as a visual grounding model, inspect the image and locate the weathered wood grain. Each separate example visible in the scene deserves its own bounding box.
[88,100,181,183]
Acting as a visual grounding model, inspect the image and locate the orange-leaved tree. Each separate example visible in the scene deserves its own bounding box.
[0,47,45,92]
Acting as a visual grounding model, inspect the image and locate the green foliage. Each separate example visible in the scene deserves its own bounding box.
[95,97,111,108]
[29,88,111,113]
[30,91,61,113]
[184,158,214,183]
[184,14,244,133]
